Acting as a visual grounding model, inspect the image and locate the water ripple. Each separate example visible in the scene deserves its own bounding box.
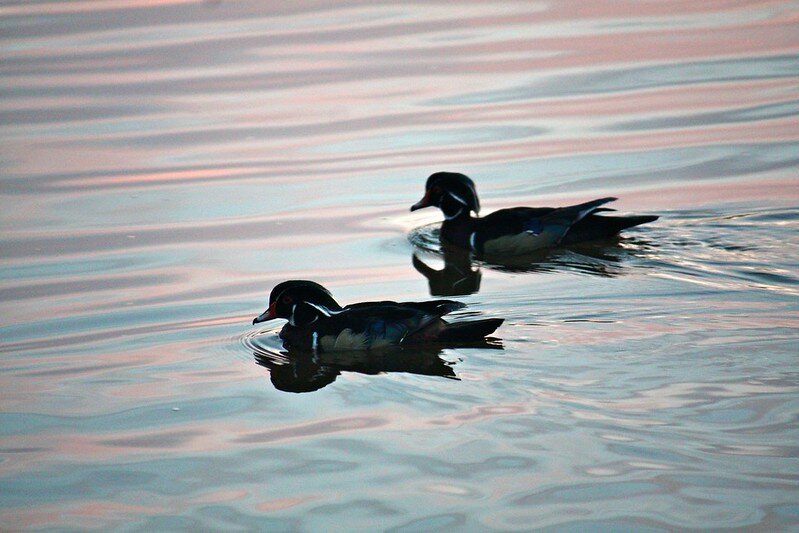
[2,1,798,530]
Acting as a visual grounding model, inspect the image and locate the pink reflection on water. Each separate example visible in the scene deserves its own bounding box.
[56,166,261,188]
[605,176,799,210]
[196,489,250,504]
[0,500,167,530]
[256,495,319,512]
[535,378,795,415]
[540,301,799,348]
[1,0,201,16]
[236,414,390,444]
[474,79,798,120]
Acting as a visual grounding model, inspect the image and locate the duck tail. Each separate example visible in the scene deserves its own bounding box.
[614,214,659,229]
[562,214,658,243]
[568,197,618,221]
[437,318,504,342]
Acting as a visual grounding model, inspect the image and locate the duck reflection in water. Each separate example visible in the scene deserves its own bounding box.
[253,344,502,394]
[412,246,481,296]
[412,234,654,296]
[482,240,650,275]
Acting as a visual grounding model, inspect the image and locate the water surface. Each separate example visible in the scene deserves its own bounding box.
[2,1,799,530]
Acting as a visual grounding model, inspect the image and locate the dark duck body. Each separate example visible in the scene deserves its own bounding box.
[253,280,503,352]
[410,172,658,255]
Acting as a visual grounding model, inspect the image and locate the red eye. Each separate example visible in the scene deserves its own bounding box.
[282,295,292,304]
[432,186,442,194]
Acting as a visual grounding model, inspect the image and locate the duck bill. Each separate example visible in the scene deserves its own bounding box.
[410,191,431,212]
[253,302,278,324]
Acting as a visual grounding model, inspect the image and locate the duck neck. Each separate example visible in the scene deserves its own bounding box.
[440,193,471,221]
[439,197,474,249]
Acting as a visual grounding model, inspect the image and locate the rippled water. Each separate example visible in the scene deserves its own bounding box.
[2,1,799,530]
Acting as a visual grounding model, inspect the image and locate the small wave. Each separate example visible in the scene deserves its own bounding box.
[643,206,799,296]
[240,326,286,361]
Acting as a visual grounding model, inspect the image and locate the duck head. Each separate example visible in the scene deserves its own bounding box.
[253,280,342,326]
[410,172,480,219]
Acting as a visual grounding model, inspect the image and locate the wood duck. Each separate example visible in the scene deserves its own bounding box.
[410,172,658,255]
[253,280,503,352]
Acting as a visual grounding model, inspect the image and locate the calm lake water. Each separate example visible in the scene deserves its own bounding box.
[2,1,799,530]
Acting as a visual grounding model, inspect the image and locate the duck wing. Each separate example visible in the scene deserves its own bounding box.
[345,299,465,316]
[475,199,617,254]
[314,304,442,351]
[474,206,559,254]
[562,213,659,244]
